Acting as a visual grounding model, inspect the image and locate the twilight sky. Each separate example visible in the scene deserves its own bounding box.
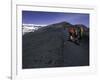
[22,11,89,27]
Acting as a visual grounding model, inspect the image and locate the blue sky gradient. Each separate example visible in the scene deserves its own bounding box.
[22,11,89,27]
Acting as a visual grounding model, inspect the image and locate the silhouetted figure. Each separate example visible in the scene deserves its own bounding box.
[68,27,75,41]
[68,27,84,45]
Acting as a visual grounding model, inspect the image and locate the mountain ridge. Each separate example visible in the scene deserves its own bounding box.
[22,21,89,68]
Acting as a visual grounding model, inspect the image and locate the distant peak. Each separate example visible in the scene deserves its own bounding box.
[56,21,72,25]
[48,21,72,26]
[74,24,87,28]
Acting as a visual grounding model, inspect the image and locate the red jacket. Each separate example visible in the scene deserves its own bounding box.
[68,27,75,34]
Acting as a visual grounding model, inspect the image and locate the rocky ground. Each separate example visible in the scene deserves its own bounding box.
[22,22,89,69]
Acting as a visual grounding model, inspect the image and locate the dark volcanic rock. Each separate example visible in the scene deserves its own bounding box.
[22,25,64,68]
[22,21,89,69]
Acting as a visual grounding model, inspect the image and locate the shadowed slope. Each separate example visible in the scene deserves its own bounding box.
[22,22,89,69]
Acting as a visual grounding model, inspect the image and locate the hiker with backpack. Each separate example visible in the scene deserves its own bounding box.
[68,27,76,41]
[68,27,84,45]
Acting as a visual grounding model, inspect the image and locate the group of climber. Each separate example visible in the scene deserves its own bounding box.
[68,26,84,45]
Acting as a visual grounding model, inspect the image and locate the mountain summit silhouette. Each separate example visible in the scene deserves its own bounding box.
[22,21,89,69]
